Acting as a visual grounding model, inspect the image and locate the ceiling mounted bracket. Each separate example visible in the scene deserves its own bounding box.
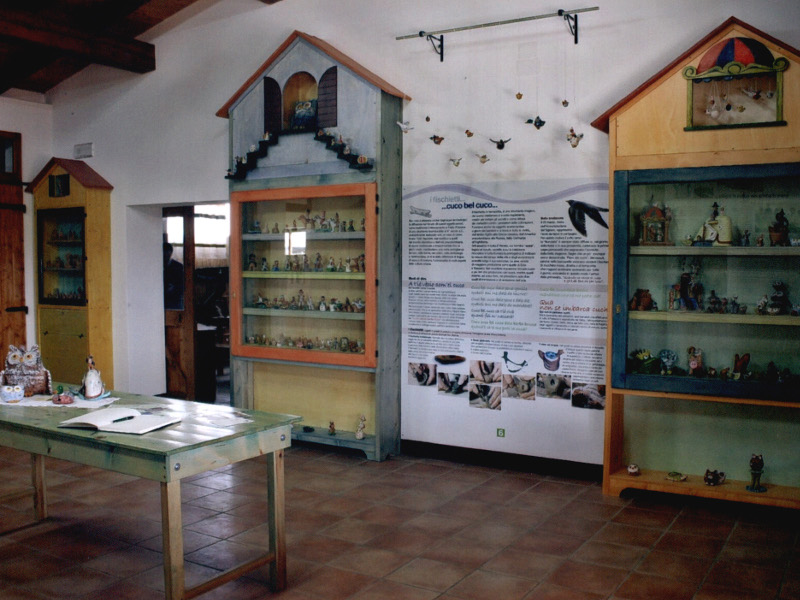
[397,6,598,62]
[559,9,579,44]
[421,32,444,62]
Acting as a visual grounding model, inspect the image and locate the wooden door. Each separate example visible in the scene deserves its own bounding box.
[0,131,26,350]
[163,207,196,399]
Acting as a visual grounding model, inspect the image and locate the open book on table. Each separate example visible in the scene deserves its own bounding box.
[58,407,181,434]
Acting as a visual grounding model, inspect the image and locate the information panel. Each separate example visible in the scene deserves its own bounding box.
[401,179,609,463]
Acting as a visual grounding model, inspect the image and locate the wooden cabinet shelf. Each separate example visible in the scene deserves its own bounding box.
[607,468,800,509]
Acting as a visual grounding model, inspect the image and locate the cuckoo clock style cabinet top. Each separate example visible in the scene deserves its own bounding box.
[217,30,410,182]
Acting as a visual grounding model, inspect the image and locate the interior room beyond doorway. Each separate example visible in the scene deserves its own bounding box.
[162,203,230,404]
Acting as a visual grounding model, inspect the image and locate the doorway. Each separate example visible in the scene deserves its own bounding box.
[162,204,230,403]
[0,131,26,351]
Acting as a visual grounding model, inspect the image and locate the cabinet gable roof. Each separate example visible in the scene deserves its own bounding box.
[216,30,410,119]
[591,17,800,133]
[26,157,113,193]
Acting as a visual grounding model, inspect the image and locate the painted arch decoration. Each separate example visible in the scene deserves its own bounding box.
[683,36,789,130]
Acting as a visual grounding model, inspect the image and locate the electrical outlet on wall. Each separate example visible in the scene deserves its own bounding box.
[73,142,94,159]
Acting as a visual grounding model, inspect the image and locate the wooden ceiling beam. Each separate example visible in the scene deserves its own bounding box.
[0,7,155,73]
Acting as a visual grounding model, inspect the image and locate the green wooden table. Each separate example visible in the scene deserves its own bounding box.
[0,392,299,599]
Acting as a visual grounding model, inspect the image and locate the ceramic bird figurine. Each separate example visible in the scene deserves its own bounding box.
[490,138,510,150]
[80,355,105,399]
[430,135,444,145]
[396,121,413,133]
[566,127,584,148]
[476,154,490,164]
[449,157,462,167]
[464,129,474,137]
[566,199,608,236]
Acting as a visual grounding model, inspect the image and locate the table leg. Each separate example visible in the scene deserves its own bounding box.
[161,480,184,600]
[266,449,286,591]
[31,453,47,520]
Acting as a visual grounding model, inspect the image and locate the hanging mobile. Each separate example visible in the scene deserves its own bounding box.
[566,127,583,148]
[525,116,546,129]
[490,138,511,150]
[396,121,414,133]
[430,135,444,145]
[449,157,462,167]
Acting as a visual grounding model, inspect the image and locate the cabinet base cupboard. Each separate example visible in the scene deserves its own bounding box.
[593,18,800,508]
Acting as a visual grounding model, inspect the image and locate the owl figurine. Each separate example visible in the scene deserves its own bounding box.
[1,345,53,396]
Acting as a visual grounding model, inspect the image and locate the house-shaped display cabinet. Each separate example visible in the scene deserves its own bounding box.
[27,158,114,389]
[593,18,800,507]
[217,31,410,460]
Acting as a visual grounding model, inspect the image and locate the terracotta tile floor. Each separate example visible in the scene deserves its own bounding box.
[1,443,798,599]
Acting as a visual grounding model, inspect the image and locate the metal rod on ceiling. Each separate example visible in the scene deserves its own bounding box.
[395,6,599,41]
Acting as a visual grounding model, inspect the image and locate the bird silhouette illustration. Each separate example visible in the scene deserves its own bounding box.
[567,200,609,236]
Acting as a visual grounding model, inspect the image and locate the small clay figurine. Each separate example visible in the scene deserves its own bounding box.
[769,209,790,246]
[659,349,678,375]
[248,253,257,271]
[627,464,640,476]
[687,346,705,377]
[355,414,366,440]
[665,471,688,482]
[261,257,268,271]
[704,469,726,486]
[747,454,766,493]
[328,421,336,436]
[80,355,105,399]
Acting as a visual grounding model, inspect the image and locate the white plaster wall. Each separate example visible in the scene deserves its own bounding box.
[0,97,52,348]
[3,0,799,394]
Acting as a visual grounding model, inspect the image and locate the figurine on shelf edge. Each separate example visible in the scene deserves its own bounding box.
[769,209,790,246]
[639,200,671,246]
[355,414,366,440]
[704,469,726,486]
[747,454,766,493]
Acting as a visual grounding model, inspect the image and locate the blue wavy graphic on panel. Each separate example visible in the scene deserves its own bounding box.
[403,182,608,205]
